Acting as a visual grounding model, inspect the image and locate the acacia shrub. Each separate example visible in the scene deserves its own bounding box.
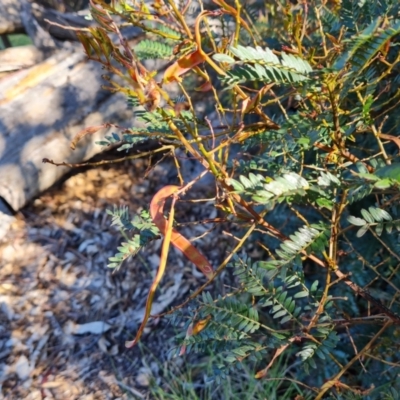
[69,1,400,398]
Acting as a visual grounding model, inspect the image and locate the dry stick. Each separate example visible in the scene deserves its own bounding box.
[357,94,391,164]
[143,151,170,179]
[315,320,392,400]
[44,19,90,32]
[166,0,193,39]
[176,169,210,197]
[333,268,400,324]
[314,5,328,58]
[42,145,175,168]
[260,377,318,394]
[255,339,294,379]
[176,81,216,166]
[319,316,390,327]
[300,0,308,43]
[364,228,400,309]
[364,352,400,368]
[169,147,185,186]
[345,325,367,373]
[369,227,400,263]
[188,224,218,242]
[303,190,347,332]
[343,233,400,294]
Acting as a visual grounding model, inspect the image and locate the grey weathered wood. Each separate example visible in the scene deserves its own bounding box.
[0,0,91,41]
[0,1,181,213]
[0,45,44,73]
[20,1,58,53]
[0,0,24,35]
[0,35,174,212]
[0,0,159,213]
[0,48,139,211]
[23,2,93,43]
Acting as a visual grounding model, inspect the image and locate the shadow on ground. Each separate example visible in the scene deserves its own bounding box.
[0,157,227,399]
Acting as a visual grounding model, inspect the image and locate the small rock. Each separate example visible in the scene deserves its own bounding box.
[64,320,112,335]
[148,254,161,269]
[135,366,153,387]
[0,296,14,320]
[15,354,32,380]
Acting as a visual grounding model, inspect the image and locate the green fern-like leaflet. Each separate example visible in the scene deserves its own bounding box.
[213,45,313,86]
[106,207,160,269]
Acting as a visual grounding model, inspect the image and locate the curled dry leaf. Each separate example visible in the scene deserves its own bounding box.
[150,186,213,279]
[163,50,206,84]
[179,315,211,355]
[125,186,214,348]
[70,125,105,150]
[125,190,177,348]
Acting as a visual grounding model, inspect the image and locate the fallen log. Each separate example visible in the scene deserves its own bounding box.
[0,45,44,74]
[0,43,171,212]
[0,1,209,217]
[0,0,91,39]
[0,0,24,35]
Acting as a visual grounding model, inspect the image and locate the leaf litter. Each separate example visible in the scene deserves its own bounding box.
[0,157,228,399]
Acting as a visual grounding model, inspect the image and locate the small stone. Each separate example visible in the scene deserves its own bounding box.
[15,354,32,380]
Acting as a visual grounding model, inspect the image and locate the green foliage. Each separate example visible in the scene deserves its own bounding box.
[228,171,310,206]
[334,19,400,72]
[382,387,400,400]
[144,342,312,400]
[347,206,400,238]
[106,207,159,270]
[96,97,195,151]
[214,45,313,85]
[77,0,400,398]
[375,163,400,182]
[134,39,174,60]
[0,34,32,49]
[96,131,149,151]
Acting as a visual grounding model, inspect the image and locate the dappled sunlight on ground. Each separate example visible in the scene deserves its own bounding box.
[0,158,226,399]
